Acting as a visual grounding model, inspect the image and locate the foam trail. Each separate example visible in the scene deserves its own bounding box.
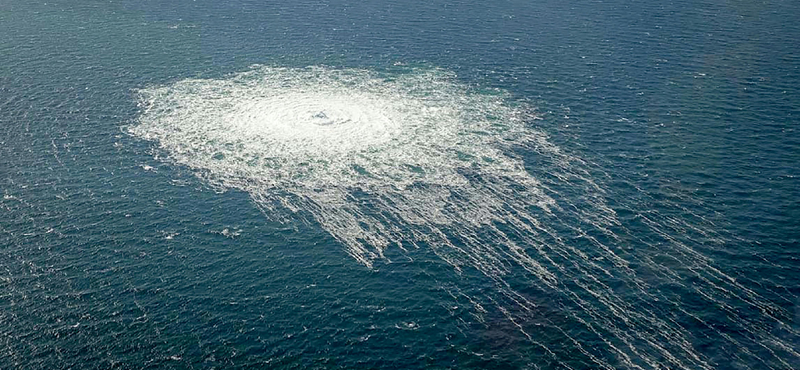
[130,65,799,369]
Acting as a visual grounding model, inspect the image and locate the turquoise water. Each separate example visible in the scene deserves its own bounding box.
[1,1,799,368]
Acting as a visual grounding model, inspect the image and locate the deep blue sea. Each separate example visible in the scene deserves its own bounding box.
[2,1,799,369]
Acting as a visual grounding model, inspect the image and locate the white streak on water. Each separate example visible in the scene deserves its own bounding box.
[130,65,799,369]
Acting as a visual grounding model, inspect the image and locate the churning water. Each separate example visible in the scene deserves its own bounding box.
[2,0,799,368]
[129,66,799,369]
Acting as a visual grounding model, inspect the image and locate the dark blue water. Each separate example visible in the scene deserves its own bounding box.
[2,1,799,368]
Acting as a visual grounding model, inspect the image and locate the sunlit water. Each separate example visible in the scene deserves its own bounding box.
[126,65,800,369]
[2,1,799,369]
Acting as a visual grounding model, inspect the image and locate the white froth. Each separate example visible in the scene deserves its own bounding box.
[133,67,532,193]
[130,65,800,369]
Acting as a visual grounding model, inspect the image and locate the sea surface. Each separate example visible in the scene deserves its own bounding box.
[1,1,799,369]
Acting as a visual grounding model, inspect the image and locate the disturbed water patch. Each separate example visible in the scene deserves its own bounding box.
[129,65,800,369]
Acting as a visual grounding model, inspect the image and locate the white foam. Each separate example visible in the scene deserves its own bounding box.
[131,65,554,267]
[130,65,800,369]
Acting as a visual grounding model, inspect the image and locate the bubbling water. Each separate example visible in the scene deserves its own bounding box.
[130,65,799,369]
[131,66,557,267]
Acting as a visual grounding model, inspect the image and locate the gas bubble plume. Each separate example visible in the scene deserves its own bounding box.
[130,65,799,369]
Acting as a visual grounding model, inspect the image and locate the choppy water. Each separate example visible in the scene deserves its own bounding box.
[2,1,799,369]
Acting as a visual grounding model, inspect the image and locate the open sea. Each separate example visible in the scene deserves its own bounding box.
[1,1,799,368]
